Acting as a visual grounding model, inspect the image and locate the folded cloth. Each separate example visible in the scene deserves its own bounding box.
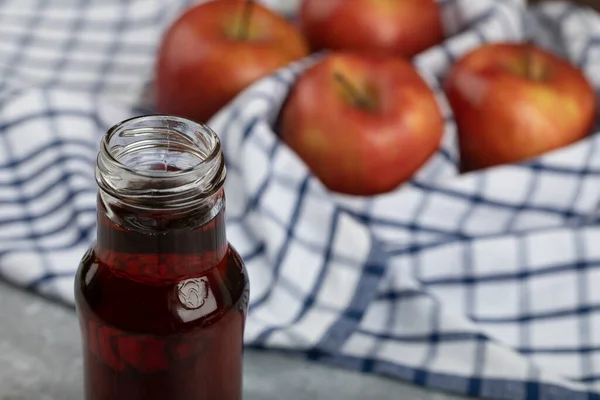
[1,0,600,399]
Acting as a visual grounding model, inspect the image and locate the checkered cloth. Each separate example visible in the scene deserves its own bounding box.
[1,0,600,399]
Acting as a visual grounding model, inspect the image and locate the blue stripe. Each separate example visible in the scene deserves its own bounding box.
[0,222,94,255]
[0,35,152,57]
[254,206,340,344]
[438,0,458,6]
[493,0,522,39]
[0,110,98,142]
[240,243,265,263]
[419,258,600,286]
[0,90,55,292]
[258,206,365,268]
[0,171,95,206]
[472,303,600,324]
[0,204,95,242]
[90,0,128,95]
[0,5,172,32]
[355,329,489,344]
[0,151,94,185]
[338,208,470,239]
[248,174,311,313]
[0,138,95,170]
[520,344,600,355]
[0,0,49,93]
[316,238,387,353]
[557,2,579,24]
[375,289,429,301]
[45,0,86,88]
[0,188,94,224]
[244,346,600,400]
[466,340,486,397]
[411,180,586,219]
[575,229,594,379]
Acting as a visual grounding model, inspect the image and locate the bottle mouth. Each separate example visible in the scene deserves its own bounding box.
[96,115,226,212]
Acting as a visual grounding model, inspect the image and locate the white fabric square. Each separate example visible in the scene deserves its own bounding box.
[26,178,69,216]
[342,332,378,359]
[463,204,515,235]
[479,323,520,347]
[474,280,521,319]
[473,235,520,275]
[529,316,580,348]
[251,282,305,326]
[426,284,468,317]
[59,59,103,83]
[585,312,600,346]
[240,139,272,195]
[531,171,581,208]
[480,341,531,380]
[0,220,30,242]
[261,179,299,231]
[0,251,46,285]
[293,188,335,245]
[20,163,63,199]
[331,213,371,262]
[288,309,339,346]
[371,188,426,223]
[33,19,71,43]
[359,300,393,334]
[511,209,564,231]
[389,296,438,336]
[419,241,463,281]
[244,254,273,305]
[528,271,579,315]
[376,339,430,369]
[417,192,472,231]
[370,226,413,250]
[531,353,583,380]
[0,203,24,221]
[1,90,46,122]
[479,167,534,206]
[280,241,324,296]
[527,230,577,269]
[315,260,362,310]
[271,146,313,184]
[573,176,600,215]
[429,340,477,376]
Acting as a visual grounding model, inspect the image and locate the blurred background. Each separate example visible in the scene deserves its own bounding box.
[2,0,600,400]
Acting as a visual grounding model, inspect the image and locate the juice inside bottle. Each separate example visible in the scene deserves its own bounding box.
[74,115,248,400]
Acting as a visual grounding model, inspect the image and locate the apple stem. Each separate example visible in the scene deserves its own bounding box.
[238,0,254,40]
[525,40,535,81]
[334,73,374,111]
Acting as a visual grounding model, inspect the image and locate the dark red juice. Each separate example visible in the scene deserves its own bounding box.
[75,199,248,400]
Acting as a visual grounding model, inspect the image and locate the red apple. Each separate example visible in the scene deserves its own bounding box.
[299,0,444,58]
[444,42,597,172]
[155,0,309,124]
[279,52,445,196]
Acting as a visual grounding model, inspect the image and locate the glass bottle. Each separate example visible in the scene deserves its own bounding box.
[74,115,249,400]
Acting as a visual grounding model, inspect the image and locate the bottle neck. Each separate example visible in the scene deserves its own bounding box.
[93,115,228,282]
[96,188,228,282]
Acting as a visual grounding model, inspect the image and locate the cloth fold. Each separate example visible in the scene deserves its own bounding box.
[1,0,600,399]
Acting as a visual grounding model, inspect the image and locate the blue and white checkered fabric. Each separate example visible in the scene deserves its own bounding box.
[1,0,600,399]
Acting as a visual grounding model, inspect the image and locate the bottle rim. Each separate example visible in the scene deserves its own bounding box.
[96,114,226,212]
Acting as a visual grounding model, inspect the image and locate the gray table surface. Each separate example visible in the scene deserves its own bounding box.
[0,280,469,400]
